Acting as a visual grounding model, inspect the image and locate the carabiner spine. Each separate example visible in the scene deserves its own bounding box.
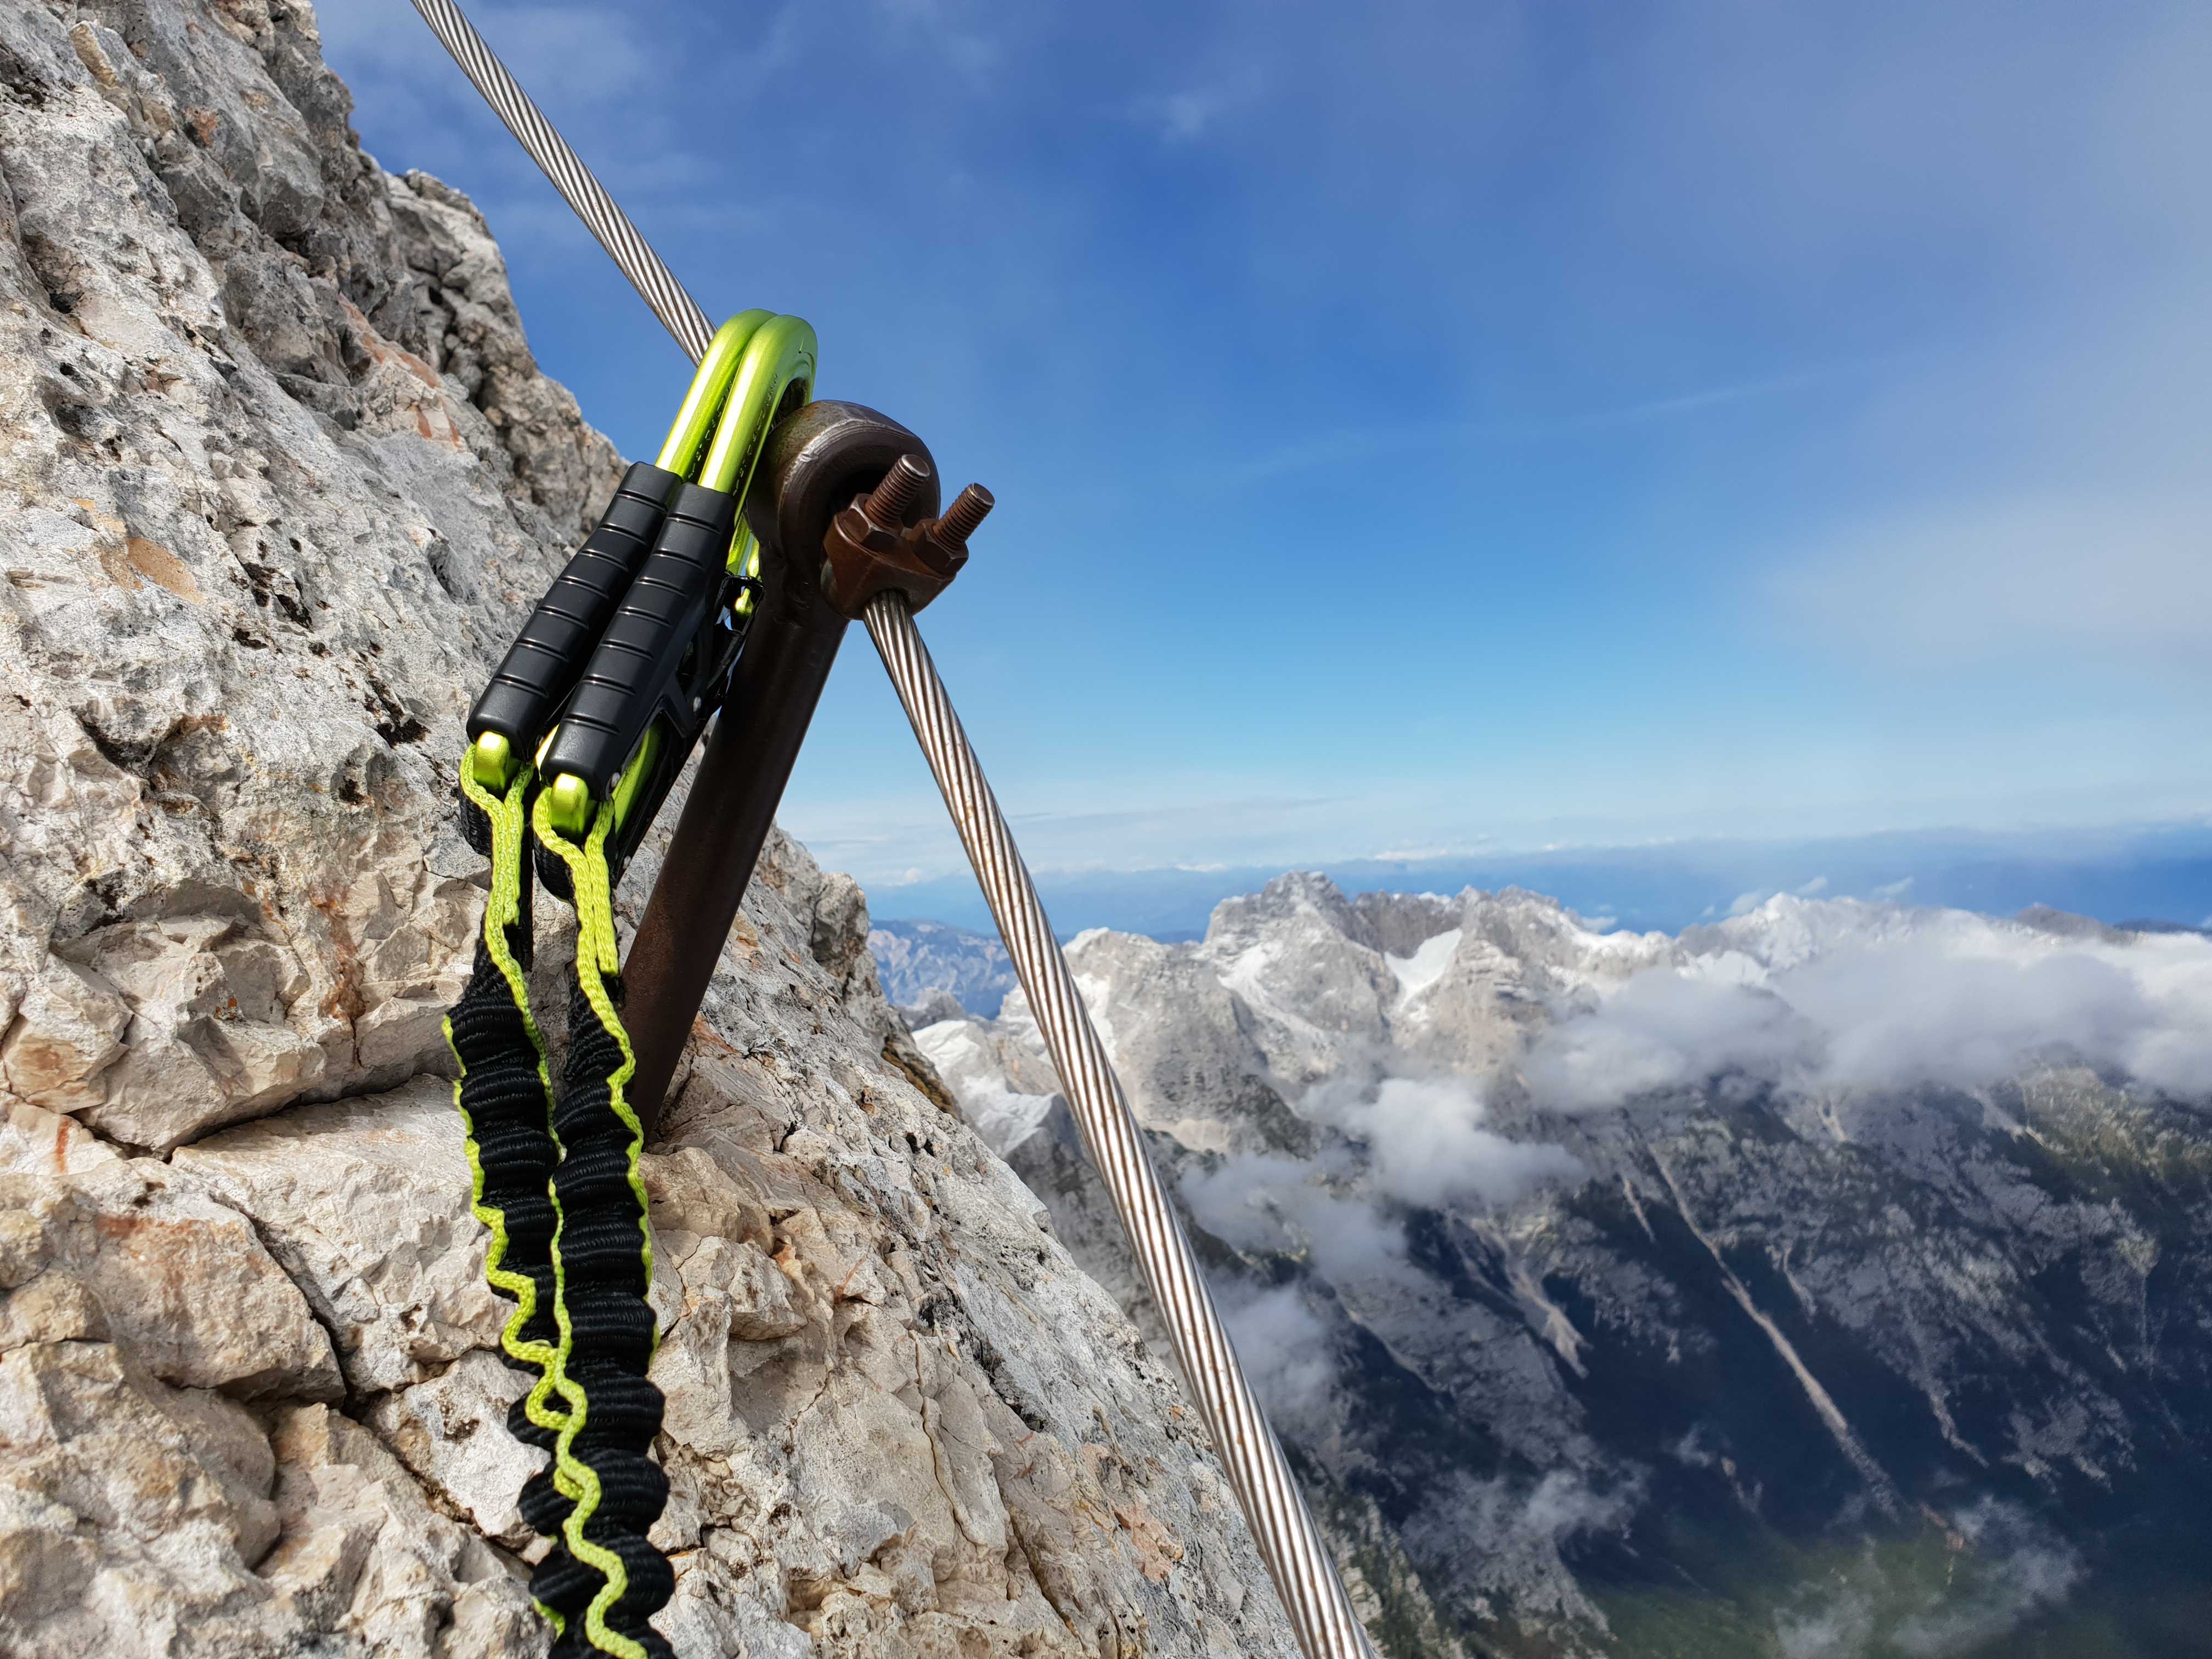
[697,314,817,497]
[654,310,770,478]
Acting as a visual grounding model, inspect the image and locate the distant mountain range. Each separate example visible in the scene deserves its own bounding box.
[868,917,1018,1020]
[862,820,2212,941]
[890,872,2212,1657]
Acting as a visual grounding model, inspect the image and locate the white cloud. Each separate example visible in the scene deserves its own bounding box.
[1216,1284,1335,1421]
[1181,1150,1408,1286]
[1185,1074,1585,1261]
[1126,69,1263,144]
[1526,973,1818,1112]
[1776,1582,1877,1659]
[1301,1075,1584,1209]
[1516,1470,1639,1545]
[1774,1498,2083,1659]
[1892,1499,2083,1656]
[1527,907,2212,1112]
[1180,1073,1584,1424]
[1132,88,1226,143]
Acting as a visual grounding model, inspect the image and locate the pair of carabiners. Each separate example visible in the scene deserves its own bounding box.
[464,310,815,877]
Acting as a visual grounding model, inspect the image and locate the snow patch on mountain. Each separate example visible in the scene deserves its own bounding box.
[1386,928,1460,1003]
[911,1018,1057,1154]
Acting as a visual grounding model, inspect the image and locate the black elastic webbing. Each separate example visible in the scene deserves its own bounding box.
[444,774,601,1632]
[446,762,674,1655]
[530,799,675,1658]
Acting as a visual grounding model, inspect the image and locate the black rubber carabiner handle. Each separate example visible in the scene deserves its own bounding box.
[465,461,682,757]
[539,480,738,802]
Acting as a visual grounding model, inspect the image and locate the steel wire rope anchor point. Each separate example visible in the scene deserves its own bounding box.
[819,455,994,618]
[622,401,946,1124]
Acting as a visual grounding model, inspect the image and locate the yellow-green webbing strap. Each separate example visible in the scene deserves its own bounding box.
[442,764,595,1630]
[528,794,674,1659]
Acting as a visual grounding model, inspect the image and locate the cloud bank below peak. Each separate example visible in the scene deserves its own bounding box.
[1525,902,2212,1114]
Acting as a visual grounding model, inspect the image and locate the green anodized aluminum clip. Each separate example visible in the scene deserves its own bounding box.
[656,309,772,479]
[460,313,770,802]
[469,729,516,794]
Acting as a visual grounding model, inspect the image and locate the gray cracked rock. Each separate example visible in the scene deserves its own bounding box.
[0,2,1298,1653]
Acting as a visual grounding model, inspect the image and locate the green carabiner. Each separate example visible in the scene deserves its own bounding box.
[699,312,817,506]
[461,311,778,799]
[535,312,818,848]
[656,309,772,479]
[698,312,815,624]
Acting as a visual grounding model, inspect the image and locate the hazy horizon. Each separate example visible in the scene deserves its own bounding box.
[860,818,2212,941]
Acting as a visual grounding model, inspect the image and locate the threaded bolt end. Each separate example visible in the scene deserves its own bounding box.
[861,454,931,528]
[938,483,995,545]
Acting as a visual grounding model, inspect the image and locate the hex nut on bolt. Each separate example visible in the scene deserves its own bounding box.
[819,457,991,618]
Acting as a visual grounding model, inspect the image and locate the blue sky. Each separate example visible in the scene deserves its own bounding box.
[320,0,2211,898]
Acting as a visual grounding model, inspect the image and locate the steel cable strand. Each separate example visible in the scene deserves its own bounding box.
[862,592,1379,1659]
[531,798,675,1659]
[407,0,714,361]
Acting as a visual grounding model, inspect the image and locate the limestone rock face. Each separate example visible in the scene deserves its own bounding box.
[0,2,1294,1654]
[0,1159,341,1397]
